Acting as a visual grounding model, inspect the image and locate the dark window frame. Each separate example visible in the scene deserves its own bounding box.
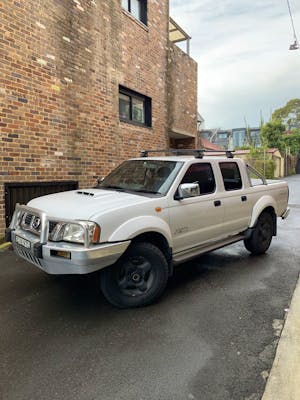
[219,162,243,191]
[119,85,152,128]
[122,0,147,25]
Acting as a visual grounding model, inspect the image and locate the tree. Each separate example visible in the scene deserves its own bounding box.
[272,99,300,129]
[282,129,300,155]
[260,120,286,152]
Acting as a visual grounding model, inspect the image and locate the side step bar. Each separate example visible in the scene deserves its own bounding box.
[173,234,246,265]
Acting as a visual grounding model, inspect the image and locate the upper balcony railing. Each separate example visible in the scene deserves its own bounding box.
[169,17,191,55]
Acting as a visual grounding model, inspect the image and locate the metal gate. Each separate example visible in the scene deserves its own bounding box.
[4,181,78,228]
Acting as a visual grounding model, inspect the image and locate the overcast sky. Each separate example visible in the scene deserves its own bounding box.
[170,0,300,129]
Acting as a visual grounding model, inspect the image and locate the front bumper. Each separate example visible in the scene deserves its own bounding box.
[6,204,130,275]
[9,229,130,274]
[7,204,130,274]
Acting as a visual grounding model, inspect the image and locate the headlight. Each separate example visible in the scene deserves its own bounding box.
[63,221,100,244]
[51,221,100,244]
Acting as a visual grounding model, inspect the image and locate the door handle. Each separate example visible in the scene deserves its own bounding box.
[214,200,222,207]
[241,196,247,202]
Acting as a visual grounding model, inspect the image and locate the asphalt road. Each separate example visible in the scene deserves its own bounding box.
[1,175,300,400]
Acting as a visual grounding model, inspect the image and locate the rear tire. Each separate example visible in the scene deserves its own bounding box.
[244,211,274,255]
[101,242,169,308]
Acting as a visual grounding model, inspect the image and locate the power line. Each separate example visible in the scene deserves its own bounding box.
[287,0,299,50]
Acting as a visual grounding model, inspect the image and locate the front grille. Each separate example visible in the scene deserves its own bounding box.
[21,213,41,236]
[21,213,58,238]
[14,244,42,268]
[24,213,32,225]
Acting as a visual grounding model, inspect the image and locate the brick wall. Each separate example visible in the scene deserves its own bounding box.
[167,43,198,145]
[0,0,197,236]
[118,0,170,159]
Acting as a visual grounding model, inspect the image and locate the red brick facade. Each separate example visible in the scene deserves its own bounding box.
[168,43,198,147]
[0,0,197,236]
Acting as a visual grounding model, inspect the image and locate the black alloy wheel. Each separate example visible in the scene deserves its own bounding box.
[117,255,154,296]
[101,242,169,308]
[244,211,274,255]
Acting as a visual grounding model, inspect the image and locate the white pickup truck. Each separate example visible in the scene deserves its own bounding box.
[7,150,289,308]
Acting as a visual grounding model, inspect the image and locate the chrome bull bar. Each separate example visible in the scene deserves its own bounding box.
[9,204,92,248]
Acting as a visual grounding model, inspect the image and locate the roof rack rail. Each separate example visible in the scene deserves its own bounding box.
[140,149,204,158]
[140,149,235,159]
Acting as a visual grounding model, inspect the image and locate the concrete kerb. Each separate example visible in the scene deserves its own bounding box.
[0,242,12,252]
[262,273,300,400]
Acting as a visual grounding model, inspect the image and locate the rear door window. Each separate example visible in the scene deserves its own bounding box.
[219,162,242,191]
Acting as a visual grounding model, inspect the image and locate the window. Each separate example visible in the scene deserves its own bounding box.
[122,0,147,25]
[119,86,151,127]
[99,160,183,196]
[247,164,266,186]
[219,162,242,191]
[119,93,130,120]
[180,163,216,195]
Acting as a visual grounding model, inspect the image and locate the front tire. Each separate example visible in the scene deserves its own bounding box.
[244,211,274,255]
[101,242,169,308]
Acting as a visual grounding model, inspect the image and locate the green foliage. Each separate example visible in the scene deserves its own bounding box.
[244,117,256,147]
[242,146,275,178]
[248,159,276,179]
[260,121,285,152]
[235,145,252,150]
[245,126,254,147]
[272,99,300,129]
[261,99,300,154]
[249,145,268,158]
[282,129,300,155]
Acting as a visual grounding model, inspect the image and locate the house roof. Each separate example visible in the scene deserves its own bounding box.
[200,137,223,151]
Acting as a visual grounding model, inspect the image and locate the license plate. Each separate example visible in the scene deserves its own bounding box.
[15,235,31,250]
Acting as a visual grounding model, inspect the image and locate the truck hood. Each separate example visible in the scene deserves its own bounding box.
[27,189,152,221]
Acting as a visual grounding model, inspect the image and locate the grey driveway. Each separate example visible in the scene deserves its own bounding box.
[1,175,299,400]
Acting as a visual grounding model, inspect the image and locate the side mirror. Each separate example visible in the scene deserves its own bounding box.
[97,176,105,185]
[176,183,200,200]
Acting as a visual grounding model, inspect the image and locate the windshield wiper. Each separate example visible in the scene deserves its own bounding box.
[100,185,125,191]
[132,189,162,194]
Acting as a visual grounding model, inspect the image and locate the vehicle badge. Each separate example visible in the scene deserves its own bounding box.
[32,216,41,230]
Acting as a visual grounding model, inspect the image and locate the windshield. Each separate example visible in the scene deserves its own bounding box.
[98,160,183,196]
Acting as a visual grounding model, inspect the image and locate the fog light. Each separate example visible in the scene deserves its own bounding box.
[50,250,71,259]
